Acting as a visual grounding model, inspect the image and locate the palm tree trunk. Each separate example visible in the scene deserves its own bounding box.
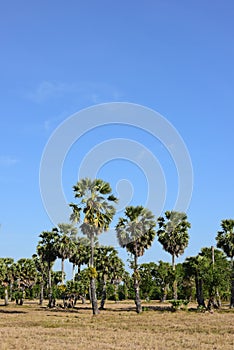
[39,280,44,305]
[72,263,76,283]
[134,255,142,313]
[100,275,107,309]
[89,233,99,315]
[195,276,206,308]
[230,258,234,308]
[61,258,65,285]
[172,254,178,300]
[48,264,53,308]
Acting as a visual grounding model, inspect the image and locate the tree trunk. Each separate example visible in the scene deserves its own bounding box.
[61,258,65,285]
[172,254,177,300]
[134,255,142,313]
[100,275,107,309]
[195,276,206,308]
[161,283,169,302]
[48,264,53,308]
[90,277,99,314]
[39,280,44,305]
[230,258,234,308]
[89,233,99,315]
[10,281,13,301]
[4,286,9,306]
[114,282,119,303]
[72,263,76,283]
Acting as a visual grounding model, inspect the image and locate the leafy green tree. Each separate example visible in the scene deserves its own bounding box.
[95,246,125,309]
[70,178,117,315]
[138,262,157,300]
[183,255,205,307]
[157,211,191,299]
[37,229,60,307]
[184,248,230,309]
[200,247,230,309]
[14,258,37,305]
[54,223,77,284]
[116,205,156,313]
[0,258,16,305]
[155,260,173,302]
[216,219,234,307]
[69,237,91,282]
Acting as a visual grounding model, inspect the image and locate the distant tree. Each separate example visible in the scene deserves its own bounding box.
[70,178,117,315]
[155,261,174,302]
[69,237,91,282]
[184,247,230,309]
[54,223,77,284]
[0,258,15,305]
[14,258,37,305]
[157,211,191,299]
[216,219,234,308]
[183,255,206,307]
[138,262,158,301]
[37,229,60,307]
[95,246,125,309]
[200,247,230,310]
[32,253,48,305]
[116,205,156,313]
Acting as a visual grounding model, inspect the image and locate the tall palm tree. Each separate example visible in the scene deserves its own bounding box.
[54,223,77,284]
[216,219,234,308]
[70,178,117,315]
[116,205,156,313]
[37,229,60,307]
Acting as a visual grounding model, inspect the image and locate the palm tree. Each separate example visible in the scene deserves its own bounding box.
[14,258,37,305]
[216,219,234,308]
[70,178,117,315]
[116,205,156,313]
[32,253,48,305]
[37,229,60,307]
[54,223,77,284]
[69,237,90,282]
[157,211,191,299]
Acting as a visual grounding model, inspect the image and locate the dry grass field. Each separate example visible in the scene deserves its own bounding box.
[0,300,233,350]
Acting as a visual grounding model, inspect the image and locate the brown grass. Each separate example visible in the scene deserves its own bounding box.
[0,300,233,350]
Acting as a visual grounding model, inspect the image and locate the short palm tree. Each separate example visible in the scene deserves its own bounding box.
[54,223,77,284]
[37,229,60,307]
[69,237,90,282]
[116,205,156,313]
[70,178,117,315]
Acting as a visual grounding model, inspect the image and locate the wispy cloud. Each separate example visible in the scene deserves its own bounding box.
[24,81,73,103]
[0,156,19,167]
[23,81,123,104]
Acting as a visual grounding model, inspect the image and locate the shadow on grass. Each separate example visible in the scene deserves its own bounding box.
[0,309,27,314]
[100,305,173,312]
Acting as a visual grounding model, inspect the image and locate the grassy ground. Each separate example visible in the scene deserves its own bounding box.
[0,300,233,350]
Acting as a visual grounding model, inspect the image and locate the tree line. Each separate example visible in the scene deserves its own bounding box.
[0,178,233,314]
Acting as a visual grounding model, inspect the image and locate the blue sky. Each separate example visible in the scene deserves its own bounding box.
[0,1,234,272]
